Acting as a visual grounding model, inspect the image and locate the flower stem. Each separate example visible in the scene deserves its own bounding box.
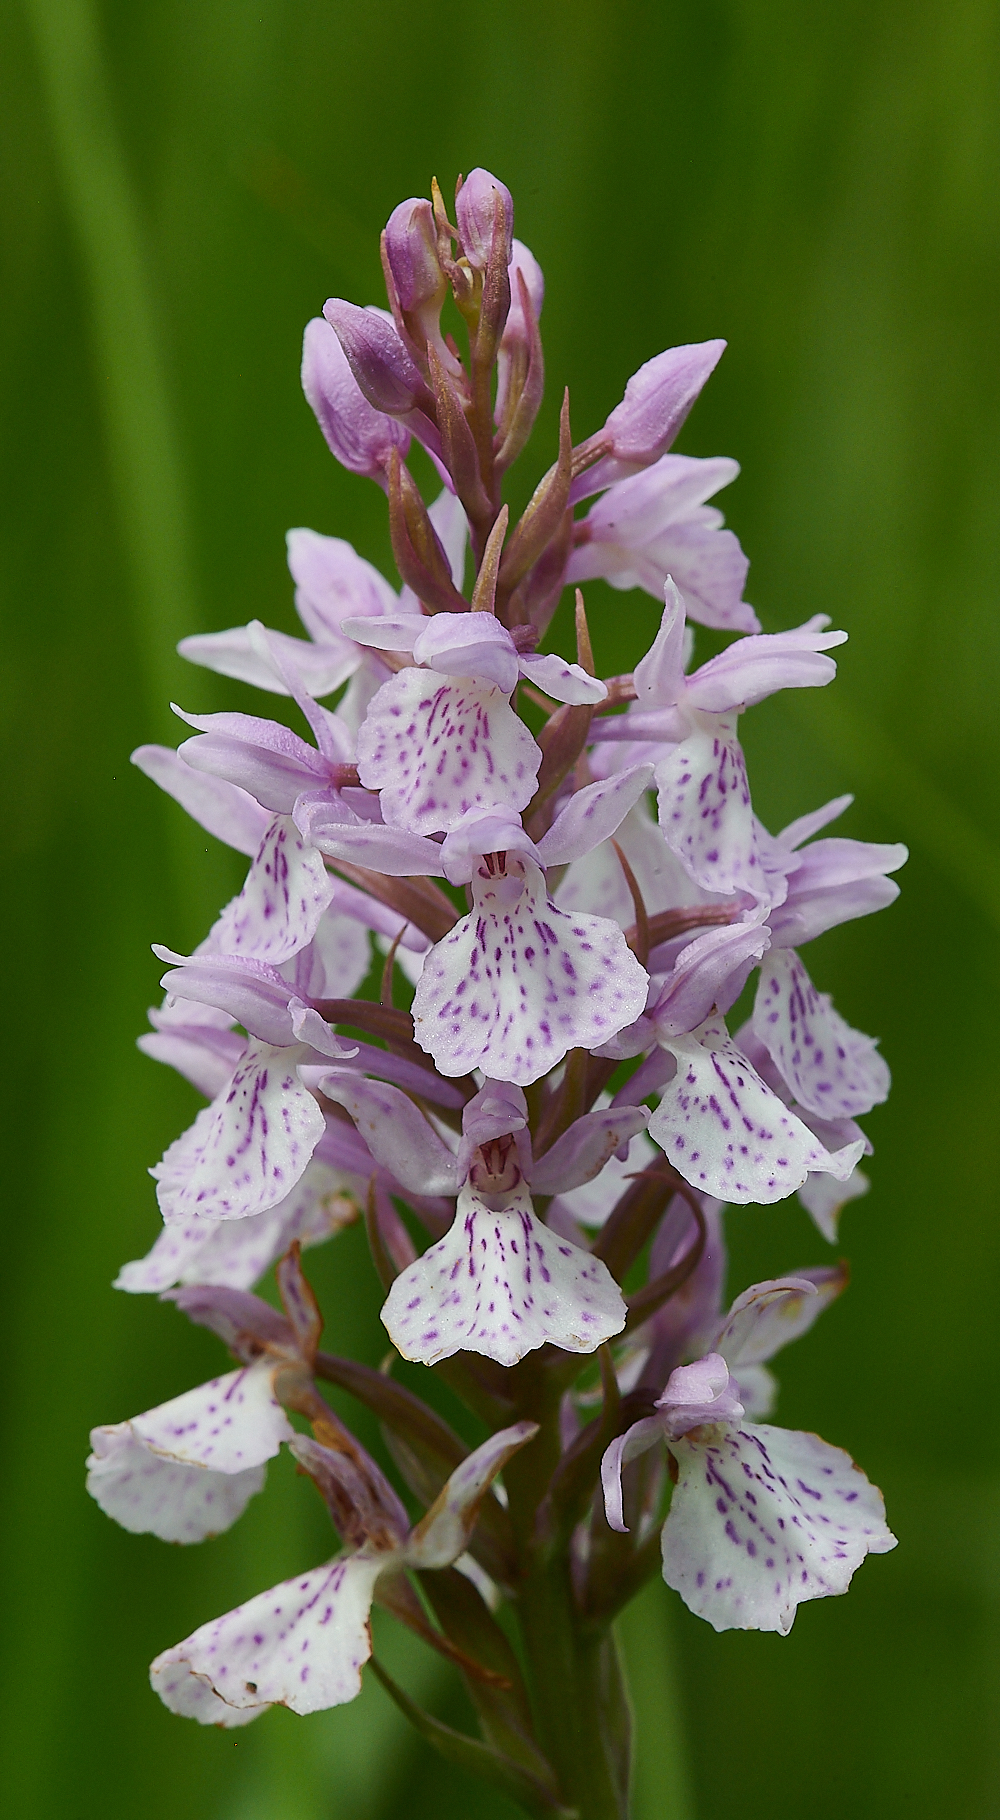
[503,1376,633,1819]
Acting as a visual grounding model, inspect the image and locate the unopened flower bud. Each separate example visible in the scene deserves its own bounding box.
[301,317,410,481]
[323,299,427,416]
[383,197,447,321]
[572,339,727,501]
[495,238,545,443]
[455,167,514,271]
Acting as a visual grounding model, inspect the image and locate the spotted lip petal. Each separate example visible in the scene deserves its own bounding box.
[356,668,541,835]
[152,1040,326,1224]
[86,1361,292,1542]
[151,1552,386,1722]
[752,949,890,1119]
[381,1180,627,1367]
[647,1018,865,1205]
[411,858,649,1086]
[662,1420,896,1635]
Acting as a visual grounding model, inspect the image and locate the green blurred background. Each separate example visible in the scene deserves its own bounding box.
[2,1,998,1815]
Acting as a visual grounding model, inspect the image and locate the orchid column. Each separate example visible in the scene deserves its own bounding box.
[92,169,903,1820]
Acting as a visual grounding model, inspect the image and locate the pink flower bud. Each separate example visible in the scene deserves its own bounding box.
[323,299,426,416]
[383,197,447,318]
[301,318,409,480]
[455,167,514,270]
[572,339,727,501]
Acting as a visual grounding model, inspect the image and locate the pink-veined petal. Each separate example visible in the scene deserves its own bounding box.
[381,1181,626,1367]
[152,1041,326,1224]
[654,711,760,896]
[404,1422,539,1568]
[150,1551,387,1722]
[356,669,541,835]
[411,859,649,1085]
[648,1018,865,1204]
[214,816,335,964]
[662,1421,896,1634]
[753,950,890,1119]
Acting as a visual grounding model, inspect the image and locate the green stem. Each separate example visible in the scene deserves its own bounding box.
[503,1374,633,1820]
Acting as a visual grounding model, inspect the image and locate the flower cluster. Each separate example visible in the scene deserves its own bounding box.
[91,170,902,1813]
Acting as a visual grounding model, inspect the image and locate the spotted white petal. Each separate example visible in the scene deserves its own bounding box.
[753,950,890,1119]
[152,1041,326,1224]
[381,1181,626,1367]
[648,1019,865,1205]
[151,1552,387,1722]
[356,668,540,834]
[411,858,649,1086]
[86,1362,292,1542]
[662,1421,896,1634]
[654,710,761,896]
[214,815,335,963]
[116,1160,359,1293]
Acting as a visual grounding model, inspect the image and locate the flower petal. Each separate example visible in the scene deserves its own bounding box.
[404,1422,539,1568]
[356,669,540,834]
[662,1421,896,1634]
[131,745,270,856]
[797,1163,870,1244]
[214,816,335,964]
[86,1362,291,1541]
[318,1076,459,1195]
[115,1159,359,1293]
[648,1019,865,1204]
[380,1181,626,1367]
[178,624,354,699]
[150,1552,387,1721]
[530,1105,650,1195]
[534,766,655,868]
[654,711,760,896]
[152,1041,326,1224]
[517,652,608,705]
[549,1127,657,1228]
[713,1267,848,1369]
[753,950,890,1119]
[411,859,649,1085]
